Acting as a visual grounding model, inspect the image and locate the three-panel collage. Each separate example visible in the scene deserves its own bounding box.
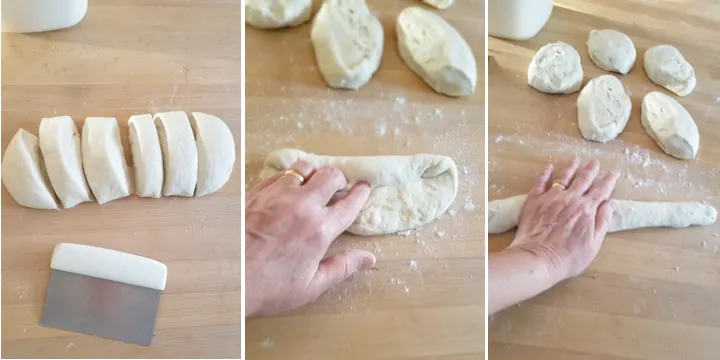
[0,0,718,359]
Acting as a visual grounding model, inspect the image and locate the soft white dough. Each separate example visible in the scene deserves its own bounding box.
[39,116,93,208]
[261,148,459,236]
[310,0,384,90]
[154,111,198,197]
[577,75,632,143]
[396,6,477,97]
[128,114,163,198]
[488,195,717,234]
[189,112,235,197]
[587,29,636,74]
[82,117,132,204]
[245,0,313,29]
[1,129,59,209]
[422,0,454,10]
[641,92,699,160]
[644,45,696,96]
[528,41,584,94]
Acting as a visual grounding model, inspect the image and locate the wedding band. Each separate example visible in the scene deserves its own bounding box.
[551,182,567,191]
[283,169,305,184]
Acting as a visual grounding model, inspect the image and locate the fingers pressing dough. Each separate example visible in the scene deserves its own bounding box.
[1,129,59,209]
[245,0,313,29]
[190,112,236,197]
[154,111,198,197]
[129,114,163,198]
[82,117,132,204]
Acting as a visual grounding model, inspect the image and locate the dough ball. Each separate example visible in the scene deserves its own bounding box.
[641,91,699,160]
[245,0,313,29]
[310,0,383,90]
[587,29,636,74]
[528,41,584,94]
[644,45,696,96]
[397,6,477,96]
[577,75,632,143]
[422,0,454,10]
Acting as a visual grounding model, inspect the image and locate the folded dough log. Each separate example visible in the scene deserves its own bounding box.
[488,194,718,234]
[261,148,459,236]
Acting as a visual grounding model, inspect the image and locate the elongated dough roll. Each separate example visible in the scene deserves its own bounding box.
[154,111,198,197]
[82,117,132,204]
[190,112,235,197]
[128,114,163,198]
[1,129,59,209]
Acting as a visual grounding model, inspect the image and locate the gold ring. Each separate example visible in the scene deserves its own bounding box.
[551,182,567,191]
[283,169,305,184]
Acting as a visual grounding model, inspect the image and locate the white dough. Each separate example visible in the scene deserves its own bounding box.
[261,148,458,236]
[154,111,198,197]
[641,92,699,160]
[310,0,383,90]
[422,0,454,10]
[1,129,59,209]
[396,6,477,97]
[82,117,132,204]
[528,41,584,94]
[245,0,313,29]
[644,45,696,96]
[39,116,93,208]
[488,195,717,234]
[189,112,236,197]
[577,75,632,143]
[128,114,163,198]
[50,243,167,291]
[587,29,636,74]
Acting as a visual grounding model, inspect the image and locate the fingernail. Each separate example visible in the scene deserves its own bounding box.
[360,254,376,269]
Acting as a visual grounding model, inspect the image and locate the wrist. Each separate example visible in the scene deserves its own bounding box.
[506,243,568,286]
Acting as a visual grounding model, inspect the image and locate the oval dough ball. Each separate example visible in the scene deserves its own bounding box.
[577,75,632,143]
[528,41,584,94]
[245,0,313,29]
[310,0,383,90]
[587,29,636,74]
[422,0,454,10]
[1,129,59,209]
[82,117,133,204]
[129,114,163,198]
[39,116,93,208]
[154,111,198,197]
[644,45,696,96]
[397,6,477,97]
[189,112,235,197]
[641,91,699,160]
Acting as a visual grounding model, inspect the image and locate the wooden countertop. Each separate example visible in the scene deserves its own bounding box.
[244,1,484,359]
[1,1,242,357]
[488,1,720,359]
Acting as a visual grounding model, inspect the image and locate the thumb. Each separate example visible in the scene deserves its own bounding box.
[307,250,376,297]
[594,199,618,240]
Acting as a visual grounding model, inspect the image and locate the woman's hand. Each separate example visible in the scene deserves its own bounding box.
[245,160,375,317]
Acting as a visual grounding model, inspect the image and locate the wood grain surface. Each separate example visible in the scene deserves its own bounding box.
[488,1,720,359]
[244,1,484,359]
[1,0,242,358]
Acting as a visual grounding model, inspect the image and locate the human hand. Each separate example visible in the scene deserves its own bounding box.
[245,160,375,317]
[509,156,620,283]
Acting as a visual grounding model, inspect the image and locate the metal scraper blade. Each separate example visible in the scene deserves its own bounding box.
[40,269,162,346]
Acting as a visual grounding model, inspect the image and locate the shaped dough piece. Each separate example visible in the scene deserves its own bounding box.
[311,0,383,90]
[82,117,132,204]
[129,114,163,198]
[189,112,236,197]
[245,0,313,29]
[154,111,198,197]
[422,0,454,10]
[488,195,717,234]
[1,129,58,209]
[641,92,699,160]
[587,29,636,75]
[397,6,477,97]
[39,116,93,208]
[644,45,696,96]
[528,42,583,94]
[577,75,632,143]
[261,148,459,236]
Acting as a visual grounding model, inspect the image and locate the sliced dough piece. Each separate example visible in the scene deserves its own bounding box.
[422,0,454,10]
[311,0,383,90]
[128,114,163,198]
[39,116,93,208]
[587,29,636,75]
[577,75,632,143]
[261,148,458,236]
[644,45,696,96]
[488,195,717,234]
[397,6,477,97]
[245,0,313,29]
[1,129,59,209]
[528,41,583,94]
[154,111,198,197]
[82,117,132,204]
[189,112,235,197]
[641,91,699,160]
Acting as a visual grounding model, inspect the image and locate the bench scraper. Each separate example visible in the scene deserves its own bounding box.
[40,243,167,346]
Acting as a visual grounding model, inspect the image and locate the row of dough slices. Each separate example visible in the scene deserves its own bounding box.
[1,111,235,210]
